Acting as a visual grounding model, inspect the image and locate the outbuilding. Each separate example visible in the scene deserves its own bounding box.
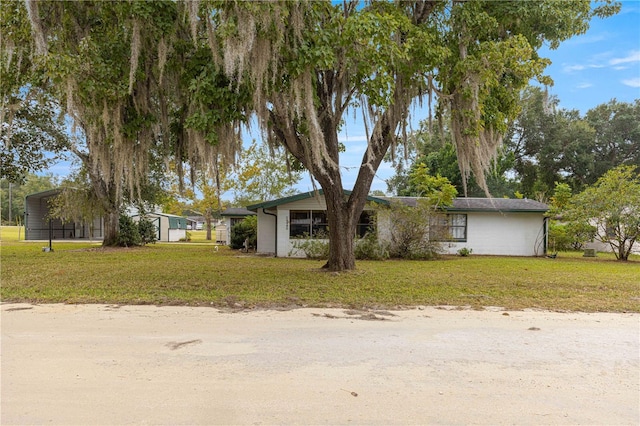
[248,191,549,257]
[24,189,104,241]
[131,212,188,242]
[218,207,257,245]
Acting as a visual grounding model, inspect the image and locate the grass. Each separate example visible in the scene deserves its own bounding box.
[1,226,639,312]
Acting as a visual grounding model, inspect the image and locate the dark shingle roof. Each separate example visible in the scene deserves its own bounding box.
[247,190,389,211]
[384,196,547,212]
[449,197,548,212]
[247,192,548,213]
[221,207,256,217]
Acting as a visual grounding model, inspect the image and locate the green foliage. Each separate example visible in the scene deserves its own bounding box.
[548,222,596,252]
[1,90,70,183]
[117,215,142,247]
[229,140,303,206]
[548,182,597,251]
[407,163,458,206]
[137,217,157,246]
[384,200,444,260]
[290,233,331,260]
[457,247,473,257]
[354,232,390,261]
[230,216,257,250]
[559,165,640,260]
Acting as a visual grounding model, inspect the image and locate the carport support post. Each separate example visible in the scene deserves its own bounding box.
[48,218,53,252]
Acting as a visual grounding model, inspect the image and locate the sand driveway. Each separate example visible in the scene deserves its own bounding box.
[1,303,638,425]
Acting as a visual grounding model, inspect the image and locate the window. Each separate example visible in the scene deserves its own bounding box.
[289,210,375,238]
[290,210,328,237]
[430,214,467,242]
[356,210,375,238]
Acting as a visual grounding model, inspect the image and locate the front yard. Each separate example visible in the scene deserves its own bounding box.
[1,227,638,312]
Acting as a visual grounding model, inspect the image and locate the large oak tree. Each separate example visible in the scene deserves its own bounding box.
[193,0,617,270]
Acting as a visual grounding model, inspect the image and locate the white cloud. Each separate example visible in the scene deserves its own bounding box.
[622,78,640,88]
[562,64,585,73]
[576,82,593,89]
[562,63,605,73]
[609,50,640,65]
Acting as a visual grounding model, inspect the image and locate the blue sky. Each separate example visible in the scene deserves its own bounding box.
[46,1,640,199]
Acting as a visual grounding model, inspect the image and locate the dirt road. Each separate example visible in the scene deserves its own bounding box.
[1,303,638,425]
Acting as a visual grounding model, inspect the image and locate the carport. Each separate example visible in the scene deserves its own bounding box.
[24,189,103,241]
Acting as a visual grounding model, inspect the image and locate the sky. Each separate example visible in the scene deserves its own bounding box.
[45,1,640,199]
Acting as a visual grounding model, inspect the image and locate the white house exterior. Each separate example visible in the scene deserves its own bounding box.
[248,191,549,258]
[382,197,549,256]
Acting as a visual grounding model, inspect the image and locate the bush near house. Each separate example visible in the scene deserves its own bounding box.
[230,216,257,250]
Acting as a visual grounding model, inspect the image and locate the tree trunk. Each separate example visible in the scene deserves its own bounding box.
[103,209,120,246]
[322,186,357,271]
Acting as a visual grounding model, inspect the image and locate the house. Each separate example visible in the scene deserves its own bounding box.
[247,191,549,257]
[219,207,257,245]
[131,212,188,242]
[24,189,104,241]
[385,197,549,256]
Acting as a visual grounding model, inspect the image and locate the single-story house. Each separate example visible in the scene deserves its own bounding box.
[131,212,188,242]
[24,189,104,241]
[218,207,257,245]
[247,191,549,257]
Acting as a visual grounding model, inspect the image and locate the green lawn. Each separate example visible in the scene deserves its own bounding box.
[1,226,638,312]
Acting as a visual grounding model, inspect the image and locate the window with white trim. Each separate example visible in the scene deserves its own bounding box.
[430,214,467,242]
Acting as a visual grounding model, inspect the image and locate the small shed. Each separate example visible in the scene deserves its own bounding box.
[24,189,103,241]
[132,213,188,242]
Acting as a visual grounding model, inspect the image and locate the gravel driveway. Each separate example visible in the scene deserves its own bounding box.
[1,303,638,425]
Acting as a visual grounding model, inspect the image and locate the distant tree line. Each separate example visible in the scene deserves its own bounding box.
[387,88,639,201]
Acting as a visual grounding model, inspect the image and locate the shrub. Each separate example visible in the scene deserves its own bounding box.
[290,232,330,259]
[384,200,443,260]
[117,214,141,247]
[549,221,596,251]
[137,216,157,245]
[355,232,389,260]
[230,216,257,250]
[457,247,472,257]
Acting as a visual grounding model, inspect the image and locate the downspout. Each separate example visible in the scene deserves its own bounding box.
[543,216,548,255]
[262,208,278,257]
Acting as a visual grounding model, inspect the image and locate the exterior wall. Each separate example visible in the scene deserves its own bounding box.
[168,228,186,242]
[255,209,277,255]
[223,217,232,245]
[255,195,547,258]
[442,212,546,256]
[215,224,227,244]
[279,197,328,257]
